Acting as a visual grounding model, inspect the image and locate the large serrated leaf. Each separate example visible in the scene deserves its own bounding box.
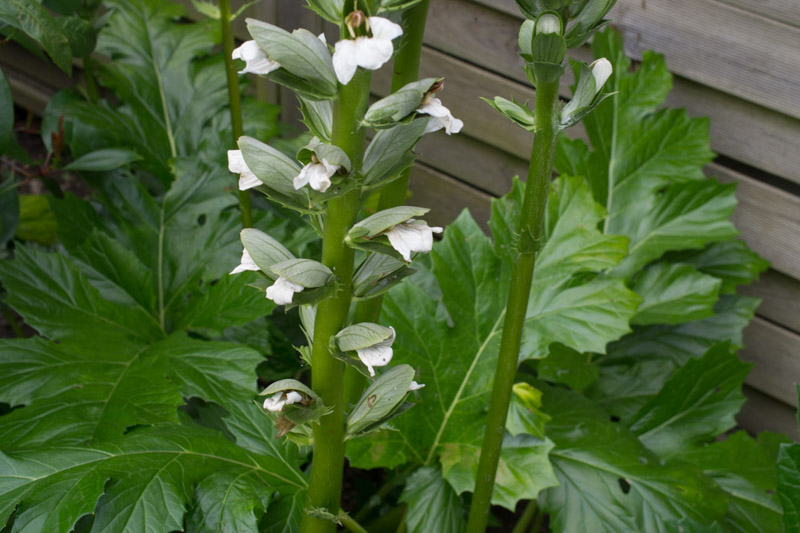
[0,426,305,533]
[627,344,750,458]
[538,384,729,533]
[680,432,787,533]
[589,295,759,421]
[399,467,465,533]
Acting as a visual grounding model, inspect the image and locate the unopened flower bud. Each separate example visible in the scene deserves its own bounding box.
[590,58,613,95]
[536,13,562,36]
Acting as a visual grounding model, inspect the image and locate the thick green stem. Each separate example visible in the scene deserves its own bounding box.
[511,500,539,533]
[343,0,431,407]
[219,0,253,228]
[300,69,371,533]
[465,81,560,533]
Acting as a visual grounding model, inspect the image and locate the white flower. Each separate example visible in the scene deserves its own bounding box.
[356,327,395,377]
[408,381,425,391]
[417,97,464,135]
[332,17,402,85]
[228,150,262,191]
[230,248,259,275]
[232,40,280,75]
[293,158,339,192]
[263,390,303,412]
[590,58,613,95]
[385,219,443,262]
[266,277,304,306]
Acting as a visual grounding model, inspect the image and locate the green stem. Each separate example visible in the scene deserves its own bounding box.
[531,508,545,533]
[343,0,431,407]
[82,55,99,103]
[340,514,368,533]
[219,0,253,228]
[511,500,539,533]
[300,68,372,533]
[465,80,560,533]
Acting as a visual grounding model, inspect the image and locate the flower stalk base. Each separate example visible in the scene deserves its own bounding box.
[301,69,372,533]
[465,80,560,533]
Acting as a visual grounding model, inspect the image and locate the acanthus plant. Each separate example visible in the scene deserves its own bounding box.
[0,0,796,532]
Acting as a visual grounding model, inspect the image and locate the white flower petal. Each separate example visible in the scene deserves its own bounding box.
[357,344,392,377]
[353,37,394,70]
[385,220,440,261]
[263,390,304,412]
[317,32,327,44]
[408,380,425,391]
[228,150,263,191]
[266,277,304,306]
[294,160,338,192]
[356,326,395,377]
[230,248,259,275]
[285,391,303,404]
[294,163,314,190]
[263,392,286,412]
[232,40,280,75]
[417,98,463,135]
[333,40,360,85]
[590,58,613,95]
[417,97,449,118]
[368,17,403,41]
[308,164,332,192]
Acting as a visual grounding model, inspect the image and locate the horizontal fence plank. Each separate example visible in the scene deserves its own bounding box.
[742,270,800,334]
[712,165,800,281]
[716,0,800,28]
[741,317,800,407]
[476,0,800,120]
[424,0,800,186]
[409,163,491,229]
[738,386,799,441]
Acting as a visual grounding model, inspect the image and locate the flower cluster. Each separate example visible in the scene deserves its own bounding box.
[223,8,461,440]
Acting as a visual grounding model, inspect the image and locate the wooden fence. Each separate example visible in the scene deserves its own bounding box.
[2,0,799,438]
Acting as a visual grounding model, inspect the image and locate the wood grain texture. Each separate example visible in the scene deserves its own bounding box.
[424,0,800,185]
[716,0,800,28]
[409,163,492,229]
[476,0,800,119]
[741,317,800,407]
[742,270,800,334]
[712,165,800,281]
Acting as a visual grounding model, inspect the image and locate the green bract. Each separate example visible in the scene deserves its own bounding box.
[348,206,430,239]
[482,96,537,132]
[238,136,325,213]
[363,78,442,129]
[362,119,428,187]
[246,19,338,100]
[352,253,415,300]
[336,322,395,352]
[297,136,352,171]
[269,258,333,288]
[240,228,296,276]
[346,364,416,437]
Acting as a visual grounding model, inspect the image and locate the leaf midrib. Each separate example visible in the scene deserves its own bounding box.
[424,310,505,465]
